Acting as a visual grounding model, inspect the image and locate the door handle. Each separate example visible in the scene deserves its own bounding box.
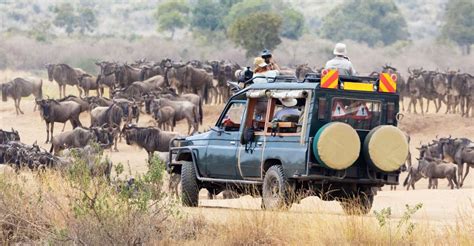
[230,141,236,145]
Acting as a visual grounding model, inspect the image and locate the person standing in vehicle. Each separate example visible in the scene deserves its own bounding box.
[325,43,356,76]
[261,49,280,71]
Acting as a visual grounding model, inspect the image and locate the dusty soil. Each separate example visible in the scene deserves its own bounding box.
[0,74,473,225]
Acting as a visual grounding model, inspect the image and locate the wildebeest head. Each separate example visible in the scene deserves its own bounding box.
[1,82,14,102]
[91,126,111,147]
[96,61,118,77]
[45,63,56,82]
[36,99,57,121]
[121,124,138,145]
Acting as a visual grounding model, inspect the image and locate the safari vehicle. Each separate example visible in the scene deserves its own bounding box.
[168,69,409,214]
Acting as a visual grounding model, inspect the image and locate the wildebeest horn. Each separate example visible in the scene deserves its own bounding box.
[448,134,452,139]
[435,135,438,139]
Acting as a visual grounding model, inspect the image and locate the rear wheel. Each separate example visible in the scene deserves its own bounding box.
[340,192,374,215]
[262,165,293,210]
[180,161,199,207]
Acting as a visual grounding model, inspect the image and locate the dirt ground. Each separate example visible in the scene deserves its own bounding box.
[0,74,473,225]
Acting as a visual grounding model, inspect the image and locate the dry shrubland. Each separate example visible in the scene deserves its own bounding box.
[0,35,473,77]
[0,160,472,245]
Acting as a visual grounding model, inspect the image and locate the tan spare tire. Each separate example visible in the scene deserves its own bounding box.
[363,126,409,172]
[313,122,360,170]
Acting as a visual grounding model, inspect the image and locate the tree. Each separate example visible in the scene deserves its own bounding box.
[224,0,304,40]
[320,0,409,46]
[441,0,474,55]
[191,0,225,32]
[53,3,76,35]
[154,0,189,39]
[52,3,97,36]
[228,12,282,57]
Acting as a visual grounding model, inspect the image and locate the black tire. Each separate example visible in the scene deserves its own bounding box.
[340,192,374,215]
[261,165,293,210]
[180,161,199,207]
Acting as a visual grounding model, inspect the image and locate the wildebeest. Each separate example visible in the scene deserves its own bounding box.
[115,63,144,88]
[151,98,200,134]
[418,157,459,189]
[95,61,118,97]
[441,137,474,187]
[36,99,83,143]
[1,77,43,115]
[407,67,426,114]
[45,63,85,98]
[153,105,176,131]
[122,125,180,163]
[78,73,100,97]
[0,128,20,144]
[90,104,123,151]
[49,127,111,155]
[158,89,203,125]
[84,96,113,108]
[112,98,140,124]
[295,64,315,81]
[166,63,211,104]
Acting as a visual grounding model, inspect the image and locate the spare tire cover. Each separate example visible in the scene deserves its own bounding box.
[313,122,360,170]
[364,126,409,172]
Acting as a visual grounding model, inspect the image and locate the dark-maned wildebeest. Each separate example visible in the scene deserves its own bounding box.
[441,137,474,187]
[122,125,180,163]
[417,157,459,189]
[1,77,43,115]
[115,63,144,88]
[153,105,176,131]
[36,99,83,143]
[112,98,140,124]
[152,98,200,134]
[159,89,203,125]
[0,128,20,144]
[49,127,111,155]
[45,63,85,98]
[78,73,100,97]
[95,61,118,97]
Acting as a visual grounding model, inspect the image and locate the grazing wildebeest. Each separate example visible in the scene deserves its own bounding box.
[152,98,200,134]
[1,77,43,115]
[153,105,176,131]
[119,75,165,100]
[49,126,111,155]
[0,128,20,144]
[45,63,85,98]
[122,125,180,163]
[78,73,100,97]
[36,99,83,143]
[441,137,474,187]
[407,67,426,114]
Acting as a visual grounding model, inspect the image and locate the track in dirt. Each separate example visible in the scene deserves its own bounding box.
[0,78,473,224]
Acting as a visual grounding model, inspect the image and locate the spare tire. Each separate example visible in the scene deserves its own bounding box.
[363,126,409,172]
[313,122,360,170]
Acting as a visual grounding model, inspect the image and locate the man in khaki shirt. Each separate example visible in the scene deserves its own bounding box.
[325,43,356,76]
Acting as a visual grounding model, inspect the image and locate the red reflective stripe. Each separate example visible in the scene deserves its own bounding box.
[380,74,395,92]
[322,70,338,88]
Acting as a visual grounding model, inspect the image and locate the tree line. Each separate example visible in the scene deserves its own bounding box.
[7,0,474,56]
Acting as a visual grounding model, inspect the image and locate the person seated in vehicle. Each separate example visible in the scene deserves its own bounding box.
[325,43,356,76]
[261,49,280,72]
[273,98,301,122]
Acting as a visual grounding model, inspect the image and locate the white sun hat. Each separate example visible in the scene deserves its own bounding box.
[333,43,347,56]
[280,98,298,107]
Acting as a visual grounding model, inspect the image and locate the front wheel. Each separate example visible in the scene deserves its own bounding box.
[261,165,293,210]
[180,161,199,207]
[340,192,374,215]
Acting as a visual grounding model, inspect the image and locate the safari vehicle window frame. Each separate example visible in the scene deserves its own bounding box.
[216,100,247,131]
[330,97,382,131]
[263,98,307,137]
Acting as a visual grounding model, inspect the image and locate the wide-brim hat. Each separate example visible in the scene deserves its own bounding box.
[280,98,297,107]
[254,57,268,68]
[333,43,347,56]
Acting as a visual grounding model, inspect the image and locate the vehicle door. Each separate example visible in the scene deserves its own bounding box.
[204,100,246,179]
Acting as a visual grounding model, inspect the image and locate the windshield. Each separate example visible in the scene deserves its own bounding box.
[330,98,381,130]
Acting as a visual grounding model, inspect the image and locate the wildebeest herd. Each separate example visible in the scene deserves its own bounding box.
[1,59,473,194]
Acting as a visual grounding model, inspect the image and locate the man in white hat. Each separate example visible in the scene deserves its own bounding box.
[273,98,300,122]
[324,43,356,76]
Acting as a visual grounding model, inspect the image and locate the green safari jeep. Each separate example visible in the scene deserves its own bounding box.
[168,72,409,214]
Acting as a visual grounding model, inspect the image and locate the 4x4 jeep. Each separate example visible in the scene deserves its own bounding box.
[168,71,409,214]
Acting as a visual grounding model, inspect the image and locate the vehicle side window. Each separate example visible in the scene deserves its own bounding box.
[219,102,245,132]
[269,98,305,134]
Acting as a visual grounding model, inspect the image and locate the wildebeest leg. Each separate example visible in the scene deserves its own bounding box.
[436,97,443,113]
[426,99,430,113]
[460,164,470,187]
[186,118,192,135]
[58,85,62,99]
[16,98,24,114]
[50,122,54,143]
[147,151,153,165]
[77,85,83,97]
[457,162,464,187]
[61,123,67,132]
[418,98,424,115]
